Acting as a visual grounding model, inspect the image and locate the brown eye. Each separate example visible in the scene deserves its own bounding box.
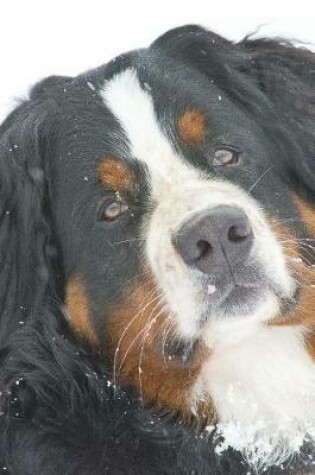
[213,148,239,167]
[99,198,129,222]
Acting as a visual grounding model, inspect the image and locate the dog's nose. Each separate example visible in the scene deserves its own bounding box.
[173,205,254,275]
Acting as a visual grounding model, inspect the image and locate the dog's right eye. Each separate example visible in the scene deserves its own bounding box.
[98,197,129,222]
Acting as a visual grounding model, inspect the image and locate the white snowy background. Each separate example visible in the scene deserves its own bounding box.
[0,0,314,124]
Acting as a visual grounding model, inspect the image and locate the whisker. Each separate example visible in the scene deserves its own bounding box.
[247,165,274,193]
[113,289,161,386]
[161,317,176,364]
[162,317,177,364]
[138,305,167,402]
[272,218,303,225]
[115,298,164,379]
[113,237,146,246]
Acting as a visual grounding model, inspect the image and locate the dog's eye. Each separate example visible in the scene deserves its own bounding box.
[213,148,239,167]
[99,197,129,222]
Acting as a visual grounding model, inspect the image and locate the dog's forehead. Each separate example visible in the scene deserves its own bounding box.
[101,68,200,191]
[53,50,256,173]
[50,53,293,225]
[98,66,264,199]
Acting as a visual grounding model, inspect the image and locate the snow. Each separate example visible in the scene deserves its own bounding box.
[207,284,216,295]
[87,81,96,92]
[209,420,315,472]
[143,82,152,92]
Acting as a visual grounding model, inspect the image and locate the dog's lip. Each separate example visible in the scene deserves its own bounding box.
[201,260,287,302]
[201,274,298,323]
[203,277,263,305]
[199,275,286,325]
[156,337,200,367]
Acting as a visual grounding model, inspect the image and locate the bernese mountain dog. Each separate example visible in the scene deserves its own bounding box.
[1,24,315,474]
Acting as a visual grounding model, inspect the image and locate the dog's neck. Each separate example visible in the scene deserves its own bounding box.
[193,321,315,469]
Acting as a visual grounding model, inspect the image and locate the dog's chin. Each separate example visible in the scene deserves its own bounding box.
[158,269,296,363]
[158,287,277,365]
[195,282,295,343]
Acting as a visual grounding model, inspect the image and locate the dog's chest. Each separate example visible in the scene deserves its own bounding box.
[193,323,315,467]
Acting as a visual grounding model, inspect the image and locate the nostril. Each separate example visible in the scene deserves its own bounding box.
[174,207,254,274]
[227,222,252,243]
[196,240,212,260]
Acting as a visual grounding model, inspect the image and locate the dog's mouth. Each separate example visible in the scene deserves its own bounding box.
[197,263,282,319]
[161,338,201,366]
[154,278,299,370]
[155,263,299,365]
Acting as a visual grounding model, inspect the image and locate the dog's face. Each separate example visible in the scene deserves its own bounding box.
[61,65,296,333]
[49,35,307,411]
[2,25,315,468]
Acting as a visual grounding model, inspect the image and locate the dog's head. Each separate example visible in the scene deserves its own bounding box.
[1,25,315,463]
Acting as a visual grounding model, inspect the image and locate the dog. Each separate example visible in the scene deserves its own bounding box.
[1,24,315,474]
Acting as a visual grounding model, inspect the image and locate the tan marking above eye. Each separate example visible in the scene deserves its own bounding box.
[65,277,98,345]
[98,157,132,191]
[177,109,207,145]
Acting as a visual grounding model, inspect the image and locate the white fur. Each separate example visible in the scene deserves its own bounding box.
[193,322,315,469]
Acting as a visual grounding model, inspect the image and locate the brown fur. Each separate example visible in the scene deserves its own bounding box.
[269,202,315,360]
[98,158,132,191]
[294,195,315,236]
[104,275,210,417]
[65,277,98,345]
[177,109,207,145]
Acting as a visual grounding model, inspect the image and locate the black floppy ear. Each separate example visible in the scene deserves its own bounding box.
[240,38,315,195]
[153,26,315,194]
[0,76,70,347]
[151,25,239,81]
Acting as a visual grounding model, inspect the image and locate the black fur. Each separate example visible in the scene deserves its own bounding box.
[1,25,315,474]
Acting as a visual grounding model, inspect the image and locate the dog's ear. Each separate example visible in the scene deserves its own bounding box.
[151,25,240,86]
[240,38,315,195]
[152,26,315,194]
[0,76,70,347]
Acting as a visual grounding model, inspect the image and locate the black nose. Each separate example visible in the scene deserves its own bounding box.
[173,205,254,275]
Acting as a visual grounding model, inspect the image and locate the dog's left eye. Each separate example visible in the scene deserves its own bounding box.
[213,148,239,167]
[99,198,129,222]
